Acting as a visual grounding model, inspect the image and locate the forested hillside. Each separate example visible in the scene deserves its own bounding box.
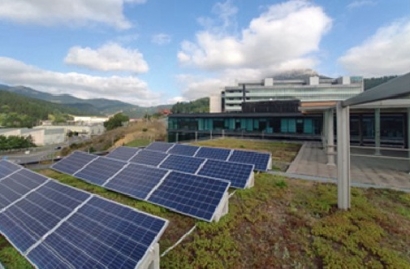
[364,76,397,90]
[0,90,91,128]
[171,97,209,114]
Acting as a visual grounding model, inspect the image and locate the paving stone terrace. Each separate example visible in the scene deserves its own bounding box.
[286,141,410,191]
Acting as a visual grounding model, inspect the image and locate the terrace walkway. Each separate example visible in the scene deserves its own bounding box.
[285,142,410,191]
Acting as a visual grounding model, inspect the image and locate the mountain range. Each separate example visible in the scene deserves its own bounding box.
[0,84,171,118]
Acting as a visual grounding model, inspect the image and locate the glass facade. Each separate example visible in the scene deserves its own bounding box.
[168,112,406,146]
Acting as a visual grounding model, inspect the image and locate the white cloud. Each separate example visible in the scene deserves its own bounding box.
[64,43,149,74]
[0,0,145,29]
[176,0,331,101]
[151,34,171,45]
[347,0,376,9]
[0,57,160,106]
[178,0,331,72]
[339,19,410,77]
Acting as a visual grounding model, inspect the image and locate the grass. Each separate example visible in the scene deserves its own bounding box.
[125,138,151,147]
[1,138,410,268]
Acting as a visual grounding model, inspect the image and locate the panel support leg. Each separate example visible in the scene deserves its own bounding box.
[337,102,350,210]
[322,110,328,150]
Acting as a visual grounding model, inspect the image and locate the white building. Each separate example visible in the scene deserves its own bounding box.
[73,116,109,124]
[216,76,363,112]
[0,128,65,146]
[34,123,105,138]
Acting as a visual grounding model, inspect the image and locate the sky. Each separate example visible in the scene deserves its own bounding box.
[0,0,409,107]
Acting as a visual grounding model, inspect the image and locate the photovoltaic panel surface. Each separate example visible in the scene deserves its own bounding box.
[167,144,199,156]
[51,151,97,175]
[228,150,271,171]
[197,160,254,189]
[104,163,168,200]
[74,157,125,186]
[147,171,230,221]
[159,154,205,174]
[28,196,168,269]
[145,141,175,152]
[52,151,230,221]
[194,147,232,161]
[106,146,139,161]
[0,170,48,210]
[129,150,169,167]
[0,160,21,179]
[0,163,168,269]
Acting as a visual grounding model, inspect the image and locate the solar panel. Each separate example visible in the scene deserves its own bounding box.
[145,141,175,152]
[197,160,254,189]
[194,147,232,161]
[159,154,205,174]
[167,144,199,156]
[147,171,230,222]
[74,157,126,186]
[0,160,21,179]
[0,170,48,210]
[51,151,98,175]
[28,197,167,269]
[228,150,271,171]
[0,164,168,269]
[104,163,169,200]
[52,152,230,221]
[145,142,271,171]
[129,150,169,167]
[106,146,140,161]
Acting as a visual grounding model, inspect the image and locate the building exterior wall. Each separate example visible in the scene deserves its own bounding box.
[34,123,105,137]
[210,95,222,113]
[73,116,109,124]
[222,76,363,112]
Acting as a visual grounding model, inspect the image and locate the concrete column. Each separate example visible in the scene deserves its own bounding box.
[195,131,198,142]
[322,110,328,150]
[375,108,381,155]
[327,109,335,166]
[336,102,351,210]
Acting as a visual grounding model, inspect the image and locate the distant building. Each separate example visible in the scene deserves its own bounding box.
[72,116,109,124]
[0,128,65,146]
[34,123,105,138]
[212,76,363,113]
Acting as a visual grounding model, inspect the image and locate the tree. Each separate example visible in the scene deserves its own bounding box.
[103,113,130,130]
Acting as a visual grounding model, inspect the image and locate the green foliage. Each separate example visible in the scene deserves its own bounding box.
[0,90,86,127]
[125,138,151,147]
[0,135,36,150]
[171,97,209,114]
[364,76,397,90]
[103,113,129,131]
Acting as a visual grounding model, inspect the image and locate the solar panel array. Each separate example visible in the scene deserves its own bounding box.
[0,160,168,269]
[51,152,230,222]
[145,142,271,171]
[108,147,254,189]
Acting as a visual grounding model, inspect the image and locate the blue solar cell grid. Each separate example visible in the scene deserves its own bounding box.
[0,166,168,269]
[167,144,199,156]
[74,157,126,186]
[194,147,231,161]
[198,160,253,189]
[0,170,48,209]
[129,150,169,167]
[228,150,271,171]
[159,154,205,174]
[0,180,90,253]
[0,160,21,179]
[106,147,139,161]
[147,171,230,221]
[51,151,97,175]
[145,142,175,152]
[105,163,168,200]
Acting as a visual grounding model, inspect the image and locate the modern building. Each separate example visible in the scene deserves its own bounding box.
[168,75,410,147]
[213,76,363,113]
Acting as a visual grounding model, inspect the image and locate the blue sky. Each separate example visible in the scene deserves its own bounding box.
[0,0,409,106]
